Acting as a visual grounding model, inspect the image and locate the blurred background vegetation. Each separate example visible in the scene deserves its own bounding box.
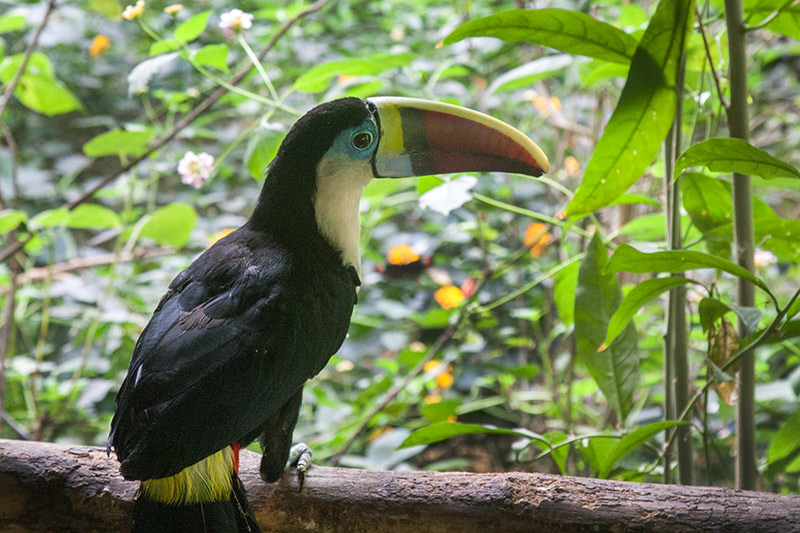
[1,0,799,495]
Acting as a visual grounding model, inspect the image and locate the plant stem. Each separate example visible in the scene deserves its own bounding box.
[665,48,693,485]
[724,0,758,490]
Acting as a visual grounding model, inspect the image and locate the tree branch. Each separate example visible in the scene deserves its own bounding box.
[1,439,798,532]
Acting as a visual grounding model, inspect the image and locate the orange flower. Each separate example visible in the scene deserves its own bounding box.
[208,228,234,247]
[424,394,442,404]
[564,156,579,177]
[423,360,454,390]
[423,360,441,373]
[387,244,420,266]
[523,223,552,258]
[532,96,548,113]
[89,35,111,58]
[434,285,464,309]
[549,96,562,112]
[436,367,454,389]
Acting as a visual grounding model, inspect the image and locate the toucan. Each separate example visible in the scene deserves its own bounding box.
[108,96,548,532]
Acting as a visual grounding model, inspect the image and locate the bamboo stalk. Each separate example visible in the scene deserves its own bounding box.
[723,0,758,490]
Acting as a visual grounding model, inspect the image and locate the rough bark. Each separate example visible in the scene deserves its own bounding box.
[1,439,798,532]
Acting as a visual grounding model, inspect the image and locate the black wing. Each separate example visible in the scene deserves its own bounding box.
[109,228,331,480]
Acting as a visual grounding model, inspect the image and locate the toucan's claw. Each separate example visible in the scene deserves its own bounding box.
[288,442,312,492]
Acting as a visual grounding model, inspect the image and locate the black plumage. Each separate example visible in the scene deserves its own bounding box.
[109,99,369,482]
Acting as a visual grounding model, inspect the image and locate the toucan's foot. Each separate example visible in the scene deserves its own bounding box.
[288,442,312,492]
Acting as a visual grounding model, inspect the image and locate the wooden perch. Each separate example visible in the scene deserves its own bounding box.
[1,439,798,532]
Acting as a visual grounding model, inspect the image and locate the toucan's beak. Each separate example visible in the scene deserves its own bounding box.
[367,97,548,179]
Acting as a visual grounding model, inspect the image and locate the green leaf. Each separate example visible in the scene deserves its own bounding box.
[565,0,692,216]
[293,53,413,93]
[0,14,26,33]
[175,10,211,43]
[619,213,699,243]
[609,193,660,207]
[83,128,154,158]
[193,44,229,72]
[575,233,639,421]
[598,421,687,478]
[420,399,460,422]
[399,422,543,449]
[140,203,197,248]
[553,261,579,326]
[698,298,762,335]
[681,172,734,257]
[488,55,573,94]
[675,138,800,180]
[603,277,697,348]
[768,411,800,463]
[0,210,27,233]
[30,207,68,229]
[746,0,800,40]
[245,124,284,180]
[89,0,121,19]
[66,204,121,230]
[149,39,180,56]
[0,52,82,116]
[442,9,639,64]
[607,244,771,295]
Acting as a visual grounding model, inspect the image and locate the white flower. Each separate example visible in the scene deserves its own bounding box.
[177,151,214,189]
[122,0,145,20]
[218,9,253,39]
[753,249,777,268]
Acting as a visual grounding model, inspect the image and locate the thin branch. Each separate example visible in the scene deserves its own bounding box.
[0,247,171,294]
[0,0,57,119]
[695,4,729,112]
[0,0,332,266]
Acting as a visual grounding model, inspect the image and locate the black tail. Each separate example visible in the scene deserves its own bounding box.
[131,473,260,533]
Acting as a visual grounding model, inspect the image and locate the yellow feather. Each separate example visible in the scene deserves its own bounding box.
[140,446,235,505]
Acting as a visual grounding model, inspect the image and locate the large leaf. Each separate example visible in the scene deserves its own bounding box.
[768,411,800,464]
[0,52,82,116]
[66,204,121,230]
[565,0,692,216]
[293,54,413,93]
[83,128,154,158]
[193,44,229,72]
[598,421,687,478]
[442,9,639,64]
[175,10,210,43]
[398,421,543,449]
[681,173,800,262]
[0,14,26,33]
[681,172,733,257]
[675,138,800,180]
[606,244,770,294]
[575,233,639,421]
[140,203,197,248]
[746,0,800,41]
[698,298,762,335]
[603,277,697,348]
[553,261,580,327]
[487,55,574,95]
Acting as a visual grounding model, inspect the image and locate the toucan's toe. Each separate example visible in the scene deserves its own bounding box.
[288,442,313,492]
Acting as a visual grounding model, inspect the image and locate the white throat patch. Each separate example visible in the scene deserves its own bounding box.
[313,155,373,278]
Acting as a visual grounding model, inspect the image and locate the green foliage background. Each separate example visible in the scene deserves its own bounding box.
[1,0,799,493]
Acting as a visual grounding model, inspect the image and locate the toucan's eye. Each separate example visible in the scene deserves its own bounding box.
[351,131,374,151]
